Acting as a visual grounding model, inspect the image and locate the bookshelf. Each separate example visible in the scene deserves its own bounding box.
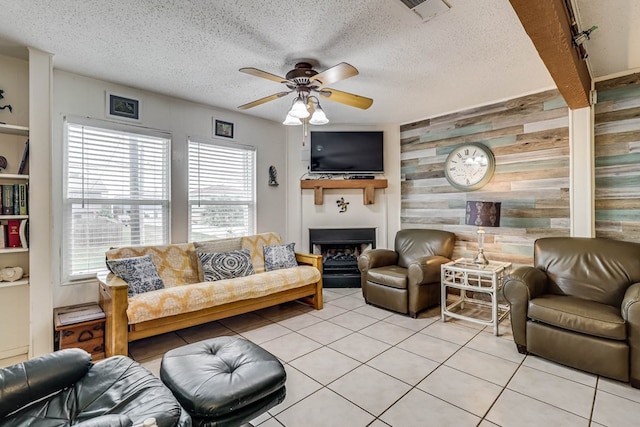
[0,118,30,359]
[0,123,29,136]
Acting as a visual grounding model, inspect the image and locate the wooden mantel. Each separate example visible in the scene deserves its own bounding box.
[300,179,388,205]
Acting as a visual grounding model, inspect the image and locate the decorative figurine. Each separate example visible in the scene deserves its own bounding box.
[0,266,24,282]
[268,165,279,186]
[0,89,13,113]
[336,197,349,213]
[0,156,7,172]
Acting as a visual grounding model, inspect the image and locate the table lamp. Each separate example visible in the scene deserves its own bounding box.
[465,201,501,265]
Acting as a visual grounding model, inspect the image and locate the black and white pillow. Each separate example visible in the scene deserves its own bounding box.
[264,243,298,271]
[198,249,255,281]
[106,255,165,297]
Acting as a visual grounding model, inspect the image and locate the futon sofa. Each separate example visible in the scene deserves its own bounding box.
[503,237,640,387]
[0,348,190,426]
[97,232,323,357]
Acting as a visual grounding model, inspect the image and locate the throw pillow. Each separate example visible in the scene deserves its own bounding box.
[264,243,298,271]
[198,249,255,281]
[106,255,165,297]
[241,233,283,273]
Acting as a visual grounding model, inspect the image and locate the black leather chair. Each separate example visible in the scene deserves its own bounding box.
[358,229,455,317]
[0,348,190,426]
[503,237,640,388]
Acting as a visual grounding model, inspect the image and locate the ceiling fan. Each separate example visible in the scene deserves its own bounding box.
[237,62,373,125]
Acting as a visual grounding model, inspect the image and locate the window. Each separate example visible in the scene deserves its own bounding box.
[63,118,170,282]
[189,138,256,241]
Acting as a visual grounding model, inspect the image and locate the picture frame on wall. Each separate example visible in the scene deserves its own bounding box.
[106,92,141,121]
[214,119,234,140]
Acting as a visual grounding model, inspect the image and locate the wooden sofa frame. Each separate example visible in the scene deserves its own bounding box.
[98,253,323,357]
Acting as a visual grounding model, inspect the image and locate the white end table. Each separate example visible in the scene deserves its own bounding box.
[441,258,512,335]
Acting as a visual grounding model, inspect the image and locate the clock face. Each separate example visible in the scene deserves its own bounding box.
[444,143,495,191]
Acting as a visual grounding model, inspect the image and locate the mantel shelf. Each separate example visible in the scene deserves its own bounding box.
[300,179,388,205]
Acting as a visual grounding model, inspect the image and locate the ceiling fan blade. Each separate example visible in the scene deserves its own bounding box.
[309,62,358,86]
[317,88,373,110]
[239,67,295,85]
[238,91,291,110]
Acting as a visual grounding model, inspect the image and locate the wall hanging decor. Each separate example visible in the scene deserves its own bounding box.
[106,92,140,121]
[268,165,279,186]
[336,197,349,213]
[214,119,234,139]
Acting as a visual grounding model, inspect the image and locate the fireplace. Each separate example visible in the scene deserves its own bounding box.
[309,228,376,288]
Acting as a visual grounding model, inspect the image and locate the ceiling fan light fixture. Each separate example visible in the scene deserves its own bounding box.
[309,105,329,125]
[282,113,302,126]
[289,97,310,118]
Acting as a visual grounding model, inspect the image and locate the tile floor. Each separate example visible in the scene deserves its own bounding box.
[131,288,640,427]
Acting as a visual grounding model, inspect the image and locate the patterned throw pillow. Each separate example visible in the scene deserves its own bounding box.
[264,243,298,271]
[106,255,165,297]
[198,249,255,281]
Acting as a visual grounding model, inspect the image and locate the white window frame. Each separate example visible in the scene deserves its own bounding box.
[62,116,171,283]
[188,137,256,241]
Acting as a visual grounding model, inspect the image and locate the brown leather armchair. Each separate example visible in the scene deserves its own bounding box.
[358,229,455,318]
[503,237,640,388]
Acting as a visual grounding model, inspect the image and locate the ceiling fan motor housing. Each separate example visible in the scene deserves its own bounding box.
[286,62,319,86]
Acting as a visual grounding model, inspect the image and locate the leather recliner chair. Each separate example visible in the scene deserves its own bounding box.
[0,348,191,426]
[358,229,455,317]
[503,237,640,388]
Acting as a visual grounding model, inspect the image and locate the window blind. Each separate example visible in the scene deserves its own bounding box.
[188,138,256,241]
[63,119,170,282]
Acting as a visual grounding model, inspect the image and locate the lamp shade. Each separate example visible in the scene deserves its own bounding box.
[309,107,329,125]
[289,98,310,118]
[282,113,302,126]
[465,201,501,227]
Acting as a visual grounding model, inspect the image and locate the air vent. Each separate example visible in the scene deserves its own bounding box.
[398,0,451,22]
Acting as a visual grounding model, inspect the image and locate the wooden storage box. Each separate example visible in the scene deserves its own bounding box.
[54,303,106,361]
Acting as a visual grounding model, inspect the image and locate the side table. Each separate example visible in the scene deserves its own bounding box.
[54,302,106,360]
[441,258,512,335]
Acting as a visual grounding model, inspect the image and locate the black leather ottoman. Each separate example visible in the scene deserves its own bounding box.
[160,336,286,427]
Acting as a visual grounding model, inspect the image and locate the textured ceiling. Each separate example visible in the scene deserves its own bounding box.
[0,1,635,125]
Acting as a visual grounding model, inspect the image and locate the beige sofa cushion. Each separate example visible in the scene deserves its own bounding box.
[126,265,321,324]
[105,243,199,287]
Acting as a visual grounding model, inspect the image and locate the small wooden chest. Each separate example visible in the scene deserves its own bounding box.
[54,303,106,361]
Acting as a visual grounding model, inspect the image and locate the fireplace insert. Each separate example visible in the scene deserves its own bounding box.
[309,228,376,288]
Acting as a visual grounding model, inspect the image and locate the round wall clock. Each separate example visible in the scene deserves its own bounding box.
[444,142,495,191]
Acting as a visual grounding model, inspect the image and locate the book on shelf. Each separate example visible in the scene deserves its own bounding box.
[17,139,29,175]
[0,224,5,249]
[17,183,27,215]
[7,219,21,248]
[2,185,14,215]
[13,183,19,215]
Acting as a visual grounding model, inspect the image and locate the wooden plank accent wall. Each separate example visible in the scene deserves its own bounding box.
[400,89,570,266]
[594,73,640,242]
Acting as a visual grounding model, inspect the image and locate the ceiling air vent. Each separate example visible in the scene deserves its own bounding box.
[398,0,451,23]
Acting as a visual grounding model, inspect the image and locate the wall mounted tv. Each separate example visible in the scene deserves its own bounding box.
[310,131,384,174]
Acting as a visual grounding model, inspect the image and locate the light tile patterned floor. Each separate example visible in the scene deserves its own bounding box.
[130,288,640,427]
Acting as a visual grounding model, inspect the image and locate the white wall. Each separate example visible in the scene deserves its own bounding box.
[51,70,289,307]
[285,123,401,252]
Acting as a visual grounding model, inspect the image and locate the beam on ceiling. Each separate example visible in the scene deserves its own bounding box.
[509,0,591,109]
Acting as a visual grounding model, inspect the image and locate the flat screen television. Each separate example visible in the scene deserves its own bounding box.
[310,131,384,173]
